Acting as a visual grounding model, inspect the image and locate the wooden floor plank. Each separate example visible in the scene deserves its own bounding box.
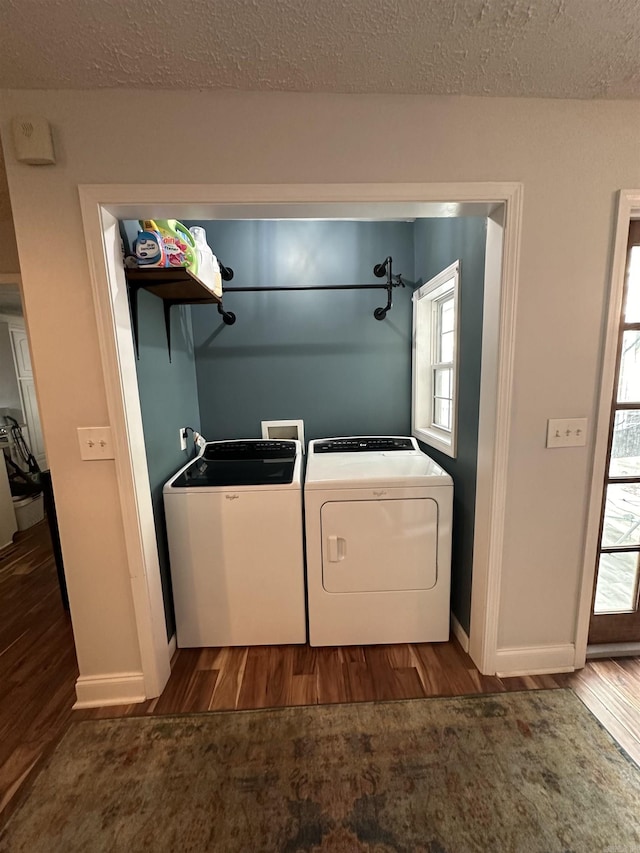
[391,666,426,699]
[236,647,271,709]
[152,649,201,715]
[263,646,295,709]
[343,662,377,703]
[570,673,640,766]
[412,643,461,695]
[567,661,640,748]
[287,674,317,706]
[316,647,348,704]
[182,670,220,713]
[292,644,317,675]
[208,647,248,710]
[589,659,640,714]
[363,646,421,701]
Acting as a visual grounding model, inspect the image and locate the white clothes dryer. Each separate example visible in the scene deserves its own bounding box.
[164,439,306,648]
[304,436,453,646]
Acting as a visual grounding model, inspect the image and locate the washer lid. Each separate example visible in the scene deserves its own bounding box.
[168,439,299,488]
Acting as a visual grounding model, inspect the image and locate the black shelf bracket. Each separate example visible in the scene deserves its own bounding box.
[128,282,142,360]
[125,267,224,360]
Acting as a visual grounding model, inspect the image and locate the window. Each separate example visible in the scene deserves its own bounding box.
[593,237,640,617]
[412,261,460,457]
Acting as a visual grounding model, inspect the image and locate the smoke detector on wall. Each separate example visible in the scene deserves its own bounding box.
[11,116,56,165]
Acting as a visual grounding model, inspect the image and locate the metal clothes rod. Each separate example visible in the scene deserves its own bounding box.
[217,256,404,325]
[223,284,392,292]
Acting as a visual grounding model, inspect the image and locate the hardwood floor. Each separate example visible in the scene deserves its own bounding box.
[0,521,77,818]
[2,519,640,826]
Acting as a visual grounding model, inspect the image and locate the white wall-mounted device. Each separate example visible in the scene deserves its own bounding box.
[261,419,305,450]
[11,116,56,165]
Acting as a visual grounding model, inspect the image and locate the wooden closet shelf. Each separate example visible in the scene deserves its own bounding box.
[124,267,221,305]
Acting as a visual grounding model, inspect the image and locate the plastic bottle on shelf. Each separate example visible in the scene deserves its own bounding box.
[134,222,166,268]
[139,219,198,275]
[189,226,223,297]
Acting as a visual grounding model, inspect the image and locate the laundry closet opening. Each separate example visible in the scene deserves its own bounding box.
[119,212,490,648]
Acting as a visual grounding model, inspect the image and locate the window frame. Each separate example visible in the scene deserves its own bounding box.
[412,260,460,458]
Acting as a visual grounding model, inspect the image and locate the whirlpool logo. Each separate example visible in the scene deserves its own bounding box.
[225,494,240,501]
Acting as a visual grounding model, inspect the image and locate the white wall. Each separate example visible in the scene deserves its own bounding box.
[0,90,639,685]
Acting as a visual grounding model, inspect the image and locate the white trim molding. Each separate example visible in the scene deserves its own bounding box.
[79,200,172,701]
[494,644,576,677]
[575,189,640,669]
[77,182,524,695]
[73,672,146,708]
[450,613,470,653]
[412,260,461,458]
[469,197,523,675]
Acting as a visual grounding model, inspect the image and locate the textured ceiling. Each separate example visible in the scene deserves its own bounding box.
[1,0,639,98]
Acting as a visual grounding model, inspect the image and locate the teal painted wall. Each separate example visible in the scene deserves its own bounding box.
[188,220,415,441]
[414,217,487,634]
[133,289,201,637]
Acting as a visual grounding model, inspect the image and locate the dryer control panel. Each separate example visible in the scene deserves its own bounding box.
[313,437,416,453]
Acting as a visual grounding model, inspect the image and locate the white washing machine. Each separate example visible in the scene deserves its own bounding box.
[163,439,306,648]
[304,436,453,646]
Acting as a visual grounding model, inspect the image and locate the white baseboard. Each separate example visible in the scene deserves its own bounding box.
[494,643,576,677]
[450,613,470,652]
[73,672,146,709]
[168,633,177,662]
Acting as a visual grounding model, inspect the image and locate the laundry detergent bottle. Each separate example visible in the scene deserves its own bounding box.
[189,226,223,297]
[135,220,166,267]
[153,219,199,275]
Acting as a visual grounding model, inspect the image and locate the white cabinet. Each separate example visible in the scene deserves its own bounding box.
[20,379,46,467]
[0,321,46,470]
[10,327,33,378]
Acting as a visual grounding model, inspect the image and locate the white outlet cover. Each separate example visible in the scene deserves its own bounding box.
[77,426,115,460]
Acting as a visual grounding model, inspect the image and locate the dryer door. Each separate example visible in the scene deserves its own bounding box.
[321,498,438,593]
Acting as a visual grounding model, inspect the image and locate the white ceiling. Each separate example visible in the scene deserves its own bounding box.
[1,0,640,99]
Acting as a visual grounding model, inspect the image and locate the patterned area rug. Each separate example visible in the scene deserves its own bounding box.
[2,689,640,852]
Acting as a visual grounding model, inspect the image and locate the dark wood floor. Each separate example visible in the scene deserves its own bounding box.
[2,520,640,825]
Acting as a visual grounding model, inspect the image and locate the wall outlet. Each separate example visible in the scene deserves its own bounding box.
[179,428,188,451]
[546,418,588,448]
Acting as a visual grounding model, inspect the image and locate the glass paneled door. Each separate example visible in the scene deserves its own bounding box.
[590,220,640,644]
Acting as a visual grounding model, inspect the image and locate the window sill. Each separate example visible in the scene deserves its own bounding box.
[413,426,456,459]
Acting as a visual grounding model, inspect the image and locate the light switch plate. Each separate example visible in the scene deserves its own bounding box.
[77,426,115,460]
[546,418,588,448]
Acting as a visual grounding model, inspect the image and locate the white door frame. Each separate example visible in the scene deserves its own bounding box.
[576,189,640,665]
[78,182,524,697]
